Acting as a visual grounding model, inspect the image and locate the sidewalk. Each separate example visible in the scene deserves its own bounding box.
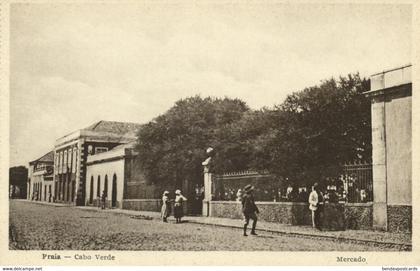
[27,200,412,249]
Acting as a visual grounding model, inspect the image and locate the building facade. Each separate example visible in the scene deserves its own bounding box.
[85,141,171,210]
[53,121,141,205]
[85,142,136,208]
[365,64,412,232]
[28,151,54,202]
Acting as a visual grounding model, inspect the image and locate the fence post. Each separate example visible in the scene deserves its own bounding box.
[202,156,212,217]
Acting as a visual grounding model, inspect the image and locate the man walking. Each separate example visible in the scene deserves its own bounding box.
[242,184,259,236]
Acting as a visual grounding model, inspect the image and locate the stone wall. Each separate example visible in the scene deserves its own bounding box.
[344,203,373,230]
[388,205,412,233]
[122,199,162,212]
[209,201,373,229]
[91,199,121,209]
[123,157,176,199]
[122,199,188,214]
[209,201,311,225]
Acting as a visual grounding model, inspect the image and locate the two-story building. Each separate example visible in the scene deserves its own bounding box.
[28,151,54,202]
[53,120,141,205]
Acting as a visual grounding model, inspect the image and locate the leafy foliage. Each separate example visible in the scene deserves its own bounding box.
[135,73,371,188]
[135,96,250,187]
[9,166,28,186]
[262,74,371,184]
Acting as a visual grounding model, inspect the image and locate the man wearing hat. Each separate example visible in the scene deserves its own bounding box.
[242,184,259,236]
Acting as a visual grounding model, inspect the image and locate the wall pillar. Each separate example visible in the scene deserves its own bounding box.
[202,156,213,217]
[371,95,388,231]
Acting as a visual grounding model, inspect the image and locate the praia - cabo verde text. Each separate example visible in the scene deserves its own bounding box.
[75,254,115,260]
[42,253,115,260]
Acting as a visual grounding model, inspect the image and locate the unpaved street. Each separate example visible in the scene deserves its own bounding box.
[9,200,400,251]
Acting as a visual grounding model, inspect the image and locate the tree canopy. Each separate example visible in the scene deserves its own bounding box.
[135,96,250,187]
[9,166,28,186]
[135,73,371,187]
[262,74,371,184]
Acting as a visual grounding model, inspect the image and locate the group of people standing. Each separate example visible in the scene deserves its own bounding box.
[161,189,188,223]
[159,184,260,236]
[158,182,324,235]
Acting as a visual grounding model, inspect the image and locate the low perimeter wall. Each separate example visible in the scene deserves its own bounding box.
[387,205,412,233]
[122,199,161,212]
[208,201,373,230]
[122,199,188,214]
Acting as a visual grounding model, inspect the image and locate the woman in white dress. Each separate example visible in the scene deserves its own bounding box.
[161,191,171,222]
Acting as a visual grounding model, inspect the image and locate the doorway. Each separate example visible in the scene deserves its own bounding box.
[111,174,117,208]
[89,177,94,204]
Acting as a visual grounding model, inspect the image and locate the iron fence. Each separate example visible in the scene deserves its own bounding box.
[340,162,373,203]
[211,162,373,203]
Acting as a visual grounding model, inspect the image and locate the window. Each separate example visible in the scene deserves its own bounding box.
[97,176,101,198]
[56,153,59,173]
[72,148,77,173]
[59,152,63,173]
[67,149,72,168]
[54,153,58,173]
[95,147,108,154]
[104,175,108,197]
[64,150,68,172]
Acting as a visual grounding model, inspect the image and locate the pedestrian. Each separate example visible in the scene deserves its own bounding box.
[308,182,323,229]
[101,190,106,210]
[174,189,187,223]
[161,191,171,222]
[242,184,259,236]
[193,184,203,215]
[286,183,293,201]
[236,189,243,202]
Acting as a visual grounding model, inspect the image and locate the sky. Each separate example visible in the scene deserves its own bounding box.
[9,3,412,167]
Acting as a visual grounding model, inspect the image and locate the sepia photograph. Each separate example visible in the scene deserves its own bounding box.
[2,0,417,266]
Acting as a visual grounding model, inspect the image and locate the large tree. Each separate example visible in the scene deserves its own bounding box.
[135,73,371,190]
[135,96,250,187]
[263,73,371,185]
[9,166,28,198]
